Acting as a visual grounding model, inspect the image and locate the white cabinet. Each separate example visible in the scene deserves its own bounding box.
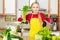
[0,0,3,14]
[4,0,16,15]
[37,0,48,12]
[37,0,58,15]
[0,0,16,15]
[50,0,58,15]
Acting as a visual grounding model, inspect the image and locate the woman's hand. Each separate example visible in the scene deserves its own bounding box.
[43,21,47,27]
[44,20,52,30]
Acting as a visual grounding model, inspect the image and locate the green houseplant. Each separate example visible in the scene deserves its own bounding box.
[22,5,30,22]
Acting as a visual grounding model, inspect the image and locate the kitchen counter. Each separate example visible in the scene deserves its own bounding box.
[0,28,6,32]
[51,31,60,36]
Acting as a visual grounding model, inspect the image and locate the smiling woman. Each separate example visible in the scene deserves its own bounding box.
[18,2,52,40]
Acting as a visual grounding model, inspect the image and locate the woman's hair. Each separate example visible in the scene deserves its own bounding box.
[31,2,40,13]
[31,2,39,8]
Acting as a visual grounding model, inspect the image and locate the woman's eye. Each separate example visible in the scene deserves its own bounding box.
[36,7,38,8]
[33,7,35,8]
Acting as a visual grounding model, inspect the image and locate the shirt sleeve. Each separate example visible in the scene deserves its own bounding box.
[26,14,32,23]
[45,18,52,23]
[40,12,46,21]
[18,14,32,22]
[40,12,52,23]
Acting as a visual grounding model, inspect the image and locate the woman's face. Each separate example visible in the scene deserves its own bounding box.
[31,4,39,14]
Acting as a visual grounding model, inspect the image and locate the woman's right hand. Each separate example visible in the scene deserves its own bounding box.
[18,17,23,22]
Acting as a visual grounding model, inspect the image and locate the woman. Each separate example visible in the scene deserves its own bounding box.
[18,2,52,40]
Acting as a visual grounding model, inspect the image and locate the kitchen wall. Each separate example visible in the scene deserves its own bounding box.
[17,0,58,19]
[0,0,58,21]
[0,0,59,30]
[17,0,49,20]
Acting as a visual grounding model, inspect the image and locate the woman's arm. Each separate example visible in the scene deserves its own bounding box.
[40,12,52,27]
[40,12,52,23]
[18,14,32,23]
[26,14,32,23]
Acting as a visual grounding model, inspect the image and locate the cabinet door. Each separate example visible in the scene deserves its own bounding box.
[50,0,58,15]
[37,0,48,12]
[0,0,3,14]
[5,0,16,15]
[58,0,60,31]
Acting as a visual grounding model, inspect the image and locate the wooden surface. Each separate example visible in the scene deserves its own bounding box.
[58,0,60,31]
[0,0,16,15]
[59,0,60,31]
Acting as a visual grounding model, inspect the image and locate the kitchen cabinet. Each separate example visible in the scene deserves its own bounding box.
[50,0,58,15]
[0,0,16,15]
[0,0,17,21]
[37,0,49,12]
[4,0,16,15]
[37,0,58,15]
[0,0,3,14]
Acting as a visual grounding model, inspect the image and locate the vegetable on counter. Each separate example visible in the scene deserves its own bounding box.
[36,27,52,40]
[7,32,23,40]
[1,28,23,40]
[38,27,51,37]
[1,28,11,36]
[36,27,60,40]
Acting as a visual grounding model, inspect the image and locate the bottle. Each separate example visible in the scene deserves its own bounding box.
[53,22,57,31]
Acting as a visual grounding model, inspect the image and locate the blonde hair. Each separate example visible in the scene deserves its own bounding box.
[31,2,39,8]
